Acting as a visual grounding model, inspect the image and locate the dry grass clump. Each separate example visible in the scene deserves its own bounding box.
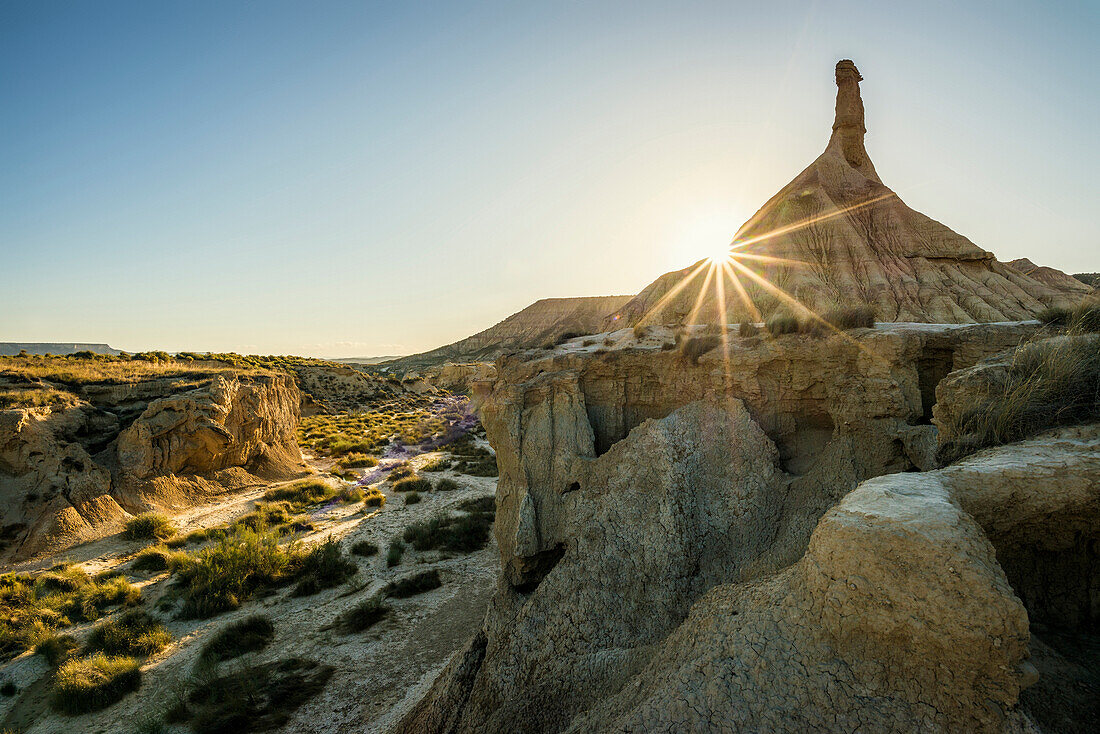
[403,498,495,553]
[263,479,336,508]
[387,463,414,481]
[421,457,451,472]
[291,537,357,596]
[765,312,800,336]
[35,633,79,666]
[679,336,720,365]
[336,595,389,633]
[1038,300,1100,332]
[132,545,189,573]
[404,491,422,505]
[938,335,1100,463]
[200,615,274,662]
[384,570,442,598]
[823,304,876,330]
[123,513,176,541]
[174,526,300,618]
[392,476,431,493]
[178,657,333,734]
[85,610,171,657]
[0,353,251,388]
[336,452,378,468]
[350,540,379,557]
[51,653,141,714]
[739,320,760,337]
[386,539,406,567]
[434,478,459,492]
[0,386,77,409]
[364,489,386,508]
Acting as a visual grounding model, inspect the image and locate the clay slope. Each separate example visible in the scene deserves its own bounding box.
[610,60,1089,327]
[388,296,631,370]
[1008,258,1095,293]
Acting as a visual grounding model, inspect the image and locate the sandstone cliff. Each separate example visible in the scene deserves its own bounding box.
[398,321,1097,733]
[0,365,304,560]
[387,296,631,371]
[609,61,1090,327]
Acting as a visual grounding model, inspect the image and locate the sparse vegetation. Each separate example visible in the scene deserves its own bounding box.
[386,539,406,567]
[824,304,876,330]
[85,610,172,657]
[387,463,414,481]
[337,452,378,468]
[350,540,379,557]
[336,595,390,633]
[132,545,187,573]
[181,658,333,734]
[263,479,336,508]
[1037,300,1100,332]
[434,478,459,491]
[404,491,422,505]
[739,320,760,337]
[35,633,79,666]
[421,457,451,472]
[364,489,385,508]
[124,513,177,541]
[292,537,357,596]
[384,570,442,598]
[52,653,141,714]
[680,336,720,365]
[765,312,800,336]
[938,335,1100,463]
[200,615,275,662]
[402,508,494,553]
[392,476,431,493]
[174,525,300,618]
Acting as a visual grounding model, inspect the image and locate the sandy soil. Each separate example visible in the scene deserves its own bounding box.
[0,447,498,734]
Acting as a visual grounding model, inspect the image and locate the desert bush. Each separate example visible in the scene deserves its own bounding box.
[739,320,760,337]
[402,512,492,553]
[364,490,385,508]
[765,313,800,336]
[679,336,720,365]
[174,526,299,618]
[1072,301,1100,332]
[434,478,459,492]
[1038,306,1073,327]
[60,576,142,622]
[404,491,422,505]
[938,335,1100,463]
[824,304,876,330]
[392,476,431,493]
[386,539,405,567]
[165,528,213,549]
[184,658,333,734]
[384,570,442,598]
[131,545,186,573]
[458,496,496,514]
[200,615,274,662]
[335,486,365,504]
[350,540,379,557]
[263,480,335,508]
[421,457,451,472]
[86,610,171,657]
[387,463,414,481]
[35,633,79,666]
[337,452,378,468]
[336,595,389,633]
[52,653,141,714]
[123,513,176,541]
[292,537,357,596]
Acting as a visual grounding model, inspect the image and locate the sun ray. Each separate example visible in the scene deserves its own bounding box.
[684,262,717,327]
[636,259,711,328]
[730,191,897,252]
[720,261,762,322]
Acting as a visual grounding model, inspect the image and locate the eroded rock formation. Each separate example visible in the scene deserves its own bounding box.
[0,371,303,559]
[399,320,1098,732]
[609,61,1089,327]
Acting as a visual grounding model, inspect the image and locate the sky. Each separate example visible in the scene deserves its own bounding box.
[2,0,1097,357]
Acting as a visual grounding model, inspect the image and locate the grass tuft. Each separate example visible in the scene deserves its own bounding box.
[86,611,171,657]
[52,653,141,714]
[291,537,357,597]
[200,615,274,662]
[350,540,379,557]
[123,513,176,541]
[384,570,442,598]
[336,595,389,633]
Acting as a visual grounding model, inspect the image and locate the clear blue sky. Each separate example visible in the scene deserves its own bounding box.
[2,0,1097,356]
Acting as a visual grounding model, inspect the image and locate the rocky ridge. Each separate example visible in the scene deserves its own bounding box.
[398,320,1098,733]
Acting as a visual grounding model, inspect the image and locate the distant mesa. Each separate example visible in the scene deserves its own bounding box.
[0,342,120,357]
[608,60,1091,327]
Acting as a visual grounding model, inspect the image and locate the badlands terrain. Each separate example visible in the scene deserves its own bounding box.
[1,60,1098,734]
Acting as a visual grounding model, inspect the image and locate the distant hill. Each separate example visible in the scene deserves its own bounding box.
[0,343,121,356]
[331,356,404,365]
[1073,273,1100,288]
[386,295,632,370]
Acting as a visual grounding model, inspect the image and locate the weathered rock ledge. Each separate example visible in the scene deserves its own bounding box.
[399,321,1098,733]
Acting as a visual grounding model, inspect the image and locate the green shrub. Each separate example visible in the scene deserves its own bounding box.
[123,513,176,541]
[263,480,336,508]
[402,512,493,553]
[434,478,459,492]
[392,476,431,493]
[86,611,171,657]
[938,335,1100,463]
[200,615,274,662]
[184,658,333,734]
[404,491,422,505]
[387,464,414,482]
[386,539,405,567]
[165,528,213,549]
[175,526,299,618]
[52,654,141,714]
[384,570,442,598]
[421,457,451,472]
[458,496,496,515]
[292,538,357,596]
[824,304,876,330]
[765,313,800,336]
[1038,306,1073,326]
[60,576,142,622]
[1072,301,1100,332]
[336,595,389,633]
[364,490,385,508]
[338,452,378,468]
[35,633,79,666]
[131,546,186,573]
[350,540,379,557]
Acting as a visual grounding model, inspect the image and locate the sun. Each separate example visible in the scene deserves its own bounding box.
[670,209,743,266]
[707,242,733,264]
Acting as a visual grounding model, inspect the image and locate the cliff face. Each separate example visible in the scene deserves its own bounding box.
[399,322,1098,733]
[610,61,1090,327]
[388,296,631,370]
[0,370,303,560]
